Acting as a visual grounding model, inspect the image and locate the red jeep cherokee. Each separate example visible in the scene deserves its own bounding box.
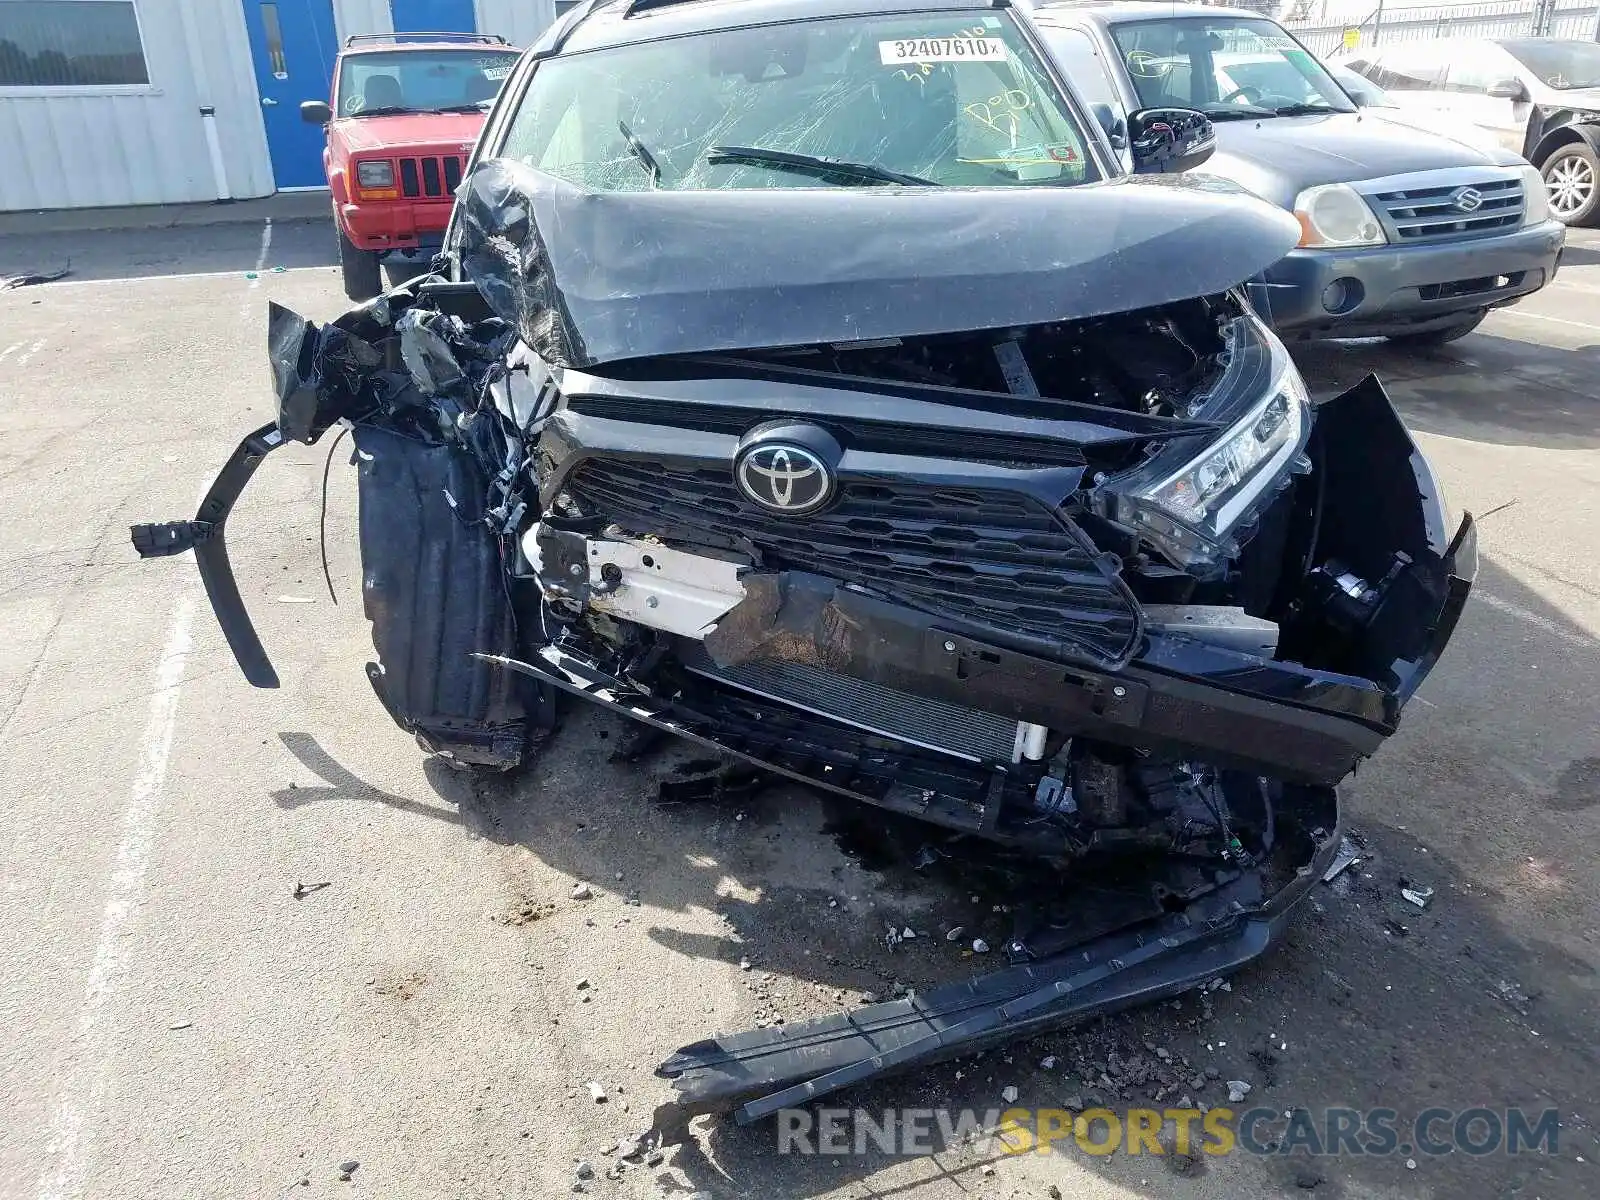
[301,34,521,301]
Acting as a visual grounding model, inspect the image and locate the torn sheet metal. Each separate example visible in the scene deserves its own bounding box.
[454,157,1302,368]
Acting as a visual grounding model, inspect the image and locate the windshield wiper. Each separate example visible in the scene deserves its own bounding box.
[705,145,937,187]
[352,105,415,117]
[1201,104,1276,120]
[1273,102,1344,117]
[618,119,662,188]
[431,102,491,114]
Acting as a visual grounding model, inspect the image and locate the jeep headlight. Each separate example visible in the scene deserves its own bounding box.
[1518,163,1550,225]
[356,160,395,188]
[1292,182,1385,247]
[1095,313,1312,576]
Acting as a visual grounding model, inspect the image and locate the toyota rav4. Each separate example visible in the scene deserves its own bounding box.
[141,0,1476,1124]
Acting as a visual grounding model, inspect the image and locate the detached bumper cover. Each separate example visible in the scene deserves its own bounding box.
[650,817,1343,1129]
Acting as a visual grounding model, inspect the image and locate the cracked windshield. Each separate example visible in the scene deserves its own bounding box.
[1111,16,1355,120]
[501,12,1098,188]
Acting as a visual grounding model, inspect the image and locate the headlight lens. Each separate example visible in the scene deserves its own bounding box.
[1518,163,1551,225]
[1293,183,1386,247]
[356,160,395,188]
[1095,313,1313,577]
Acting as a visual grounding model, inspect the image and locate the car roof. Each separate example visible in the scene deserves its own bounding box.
[554,0,1008,55]
[342,40,519,55]
[1026,1,1273,25]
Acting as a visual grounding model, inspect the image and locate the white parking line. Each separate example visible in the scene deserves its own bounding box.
[1498,309,1600,334]
[0,341,21,363]
[33,594,196,1200]
[238,219,273,319]
[15,338,46,366]
[1475,592,1596,649]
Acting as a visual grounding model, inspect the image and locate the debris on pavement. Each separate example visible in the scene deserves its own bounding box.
[1400,881,1435,909]
[1001,1085,1019,1103]
[167,1020,193,1031]
[971,938,990,954]
[946,926,964,941]
[1321,837,1362,883]
[1227,1080,1252,1103]
[337,1160,359,1182]
[570,882,593,901]
[587,1080,609,1103]
[292,880,331,900]
[0,262,71,289]
[1040,1055,1057,1070]
[574,1161,594,1180]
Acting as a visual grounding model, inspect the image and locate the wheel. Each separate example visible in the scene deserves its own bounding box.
[337,227,383,301]
[1384,310,1487,347]
[1541,142,1600,227]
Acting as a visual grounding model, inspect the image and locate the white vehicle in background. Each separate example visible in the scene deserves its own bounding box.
[1324,62,1506,155]
[1341,38,1600,225]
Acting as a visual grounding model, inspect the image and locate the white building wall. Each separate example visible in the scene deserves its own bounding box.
[476,0,558,48]
[333,0,394,41]
[0,0,557,211]
[0,0,273,211]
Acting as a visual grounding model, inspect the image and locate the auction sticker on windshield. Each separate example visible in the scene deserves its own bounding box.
[879,37,1007,64]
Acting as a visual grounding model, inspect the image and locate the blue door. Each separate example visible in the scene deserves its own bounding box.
[241,0,339,189]
[390,0,477,33]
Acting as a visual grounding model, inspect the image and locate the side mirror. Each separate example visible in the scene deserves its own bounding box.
[300,100,333,125]
[1127,106,1216,174]
[1091,102,1128,151]
[1486,78,1527,101]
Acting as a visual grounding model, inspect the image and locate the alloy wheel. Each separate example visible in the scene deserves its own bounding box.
[1545,151,1595,218]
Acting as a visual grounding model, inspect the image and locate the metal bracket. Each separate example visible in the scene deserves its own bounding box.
[130,520,216,558]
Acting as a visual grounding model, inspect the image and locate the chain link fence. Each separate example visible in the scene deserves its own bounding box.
[1281,1,1600,57]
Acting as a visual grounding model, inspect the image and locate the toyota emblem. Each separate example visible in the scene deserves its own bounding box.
[735,443,833,514]
[1450,186,1484,214]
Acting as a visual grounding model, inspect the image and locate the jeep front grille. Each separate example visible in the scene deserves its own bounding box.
[1369,176,1522,241]
[398,155,465,199]
[564,460,1138,666]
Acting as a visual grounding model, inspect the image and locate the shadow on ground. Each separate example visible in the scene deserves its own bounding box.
[274,552,1589,1200]
[1295,332,1600,450]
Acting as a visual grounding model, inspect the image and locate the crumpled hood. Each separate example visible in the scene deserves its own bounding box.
[329,112,483,155]
[1204,112,1524,207]
[455,158,1301,369]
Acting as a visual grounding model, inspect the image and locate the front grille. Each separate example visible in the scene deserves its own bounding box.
[398,155,466,199]
[1417,271,1525,302]
[565,394,1088,468]
[684,650,1022,763]
[1369,177,1522,241]
[564,459,1137,664]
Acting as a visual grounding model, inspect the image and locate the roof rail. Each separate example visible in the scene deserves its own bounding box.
[622,0,703,17]
[342,32,510,47]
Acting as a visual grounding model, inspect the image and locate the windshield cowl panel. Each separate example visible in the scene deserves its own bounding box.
[500,11,1100,192]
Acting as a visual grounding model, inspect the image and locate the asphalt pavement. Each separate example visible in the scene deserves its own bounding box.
[1,207,1596,1200]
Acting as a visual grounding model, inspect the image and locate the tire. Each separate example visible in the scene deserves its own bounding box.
[1385,310,1487,348]
[1541,142,1600,228]
[337,228,383,301]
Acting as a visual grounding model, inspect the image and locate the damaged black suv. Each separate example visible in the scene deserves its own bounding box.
[136,0,1476,1122]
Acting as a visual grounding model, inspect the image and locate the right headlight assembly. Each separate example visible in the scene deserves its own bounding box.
[1094,312,1313,577]
[1292,182,1386,248]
